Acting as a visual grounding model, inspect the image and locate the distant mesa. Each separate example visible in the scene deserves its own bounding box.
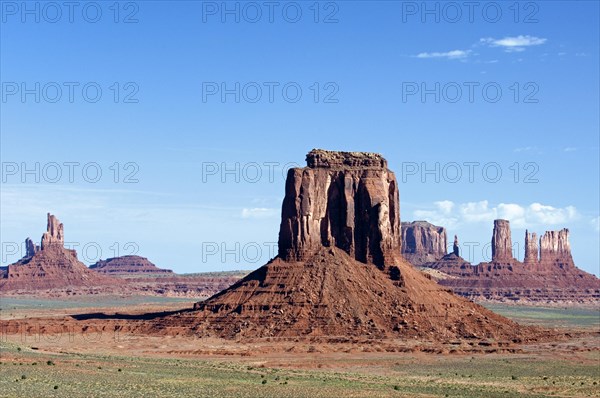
[0,213,118,291]
[401,221,447,266]
[0,214,242,298]
[403,218,599,303]
[170,149,530,341]
[90,256,174,275]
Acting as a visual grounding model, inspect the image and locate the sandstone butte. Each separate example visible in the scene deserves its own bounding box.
[0,213,119,291]
[141,149,540,341]
[403,220,600,303]
[89,256,174,275]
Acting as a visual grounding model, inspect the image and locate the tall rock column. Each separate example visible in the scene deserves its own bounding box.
[25,238,39,258]
[278,149,401,268]
[41,213,64,250]
[452,235,459,256]
[491,219,513,262]
[523,230,538,265]
[539,229,574,269]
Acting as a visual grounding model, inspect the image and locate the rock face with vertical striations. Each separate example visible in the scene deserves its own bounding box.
[41,213,64,250]
[539,229,575,270]
[401,221,447,266]
[186,150,529,341]
[278,149,401,268]
[491,219,513,262]
[524,230,538,265]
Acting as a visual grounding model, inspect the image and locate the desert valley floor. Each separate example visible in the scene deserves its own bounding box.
[1,296,599,398]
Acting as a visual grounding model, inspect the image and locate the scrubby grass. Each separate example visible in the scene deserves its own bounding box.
[483,304,600,329]
[0,296,193,312]
[1,342,598,398]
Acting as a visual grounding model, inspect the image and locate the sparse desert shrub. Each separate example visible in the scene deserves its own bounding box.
[261,379,267,385]
[46,360,54,366]
[54,385,58,390]
[511,375,518,380]
[21,375,27,380]
[393,385,400,390]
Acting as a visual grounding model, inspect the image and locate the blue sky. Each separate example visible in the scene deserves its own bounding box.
[1,1,598,275]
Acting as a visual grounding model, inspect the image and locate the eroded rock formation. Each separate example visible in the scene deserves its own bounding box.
[420,221,599,304]
[491,219,513,262]
[539,229,575,269]
[188,150,529,340]
[41,213,64,249]
[25,238,39,258]
[524,230,538,265]
[453,235,459,256]
[0,214,118,291]
[278,149,400,268]
[401,221,447,266]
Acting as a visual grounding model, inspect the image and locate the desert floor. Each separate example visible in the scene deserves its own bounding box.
[1,297,598,398]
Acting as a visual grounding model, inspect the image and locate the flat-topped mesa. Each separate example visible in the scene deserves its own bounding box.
[306,149,387,169]
[491,219,513,262]
[41,213,64,250]
[539,229,574,269]
[524,230,539,265]
[401,221,447,266]
[278,150,400,268]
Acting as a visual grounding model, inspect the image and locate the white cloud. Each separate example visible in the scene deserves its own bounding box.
[527,203,578,224]
[497,203,526,227]
[415,50,471,59]
[414,200,459,228]
[564,147,577,152]
[411,200,578,229]
[459,200,497,223]
[434,200,454,214]
[241,208,278,219]
[480,35,547,52]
